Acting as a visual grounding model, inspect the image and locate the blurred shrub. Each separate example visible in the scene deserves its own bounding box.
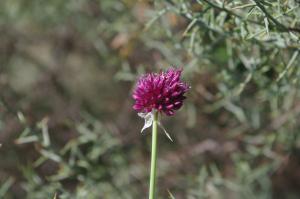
[0,0,300,198]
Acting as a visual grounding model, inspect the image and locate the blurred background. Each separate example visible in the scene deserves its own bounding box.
[0,0,300,198]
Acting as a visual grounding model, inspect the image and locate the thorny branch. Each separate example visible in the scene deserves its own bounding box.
[253,0,300,33]
[166,0,300,34]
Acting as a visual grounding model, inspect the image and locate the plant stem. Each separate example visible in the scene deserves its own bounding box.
[149,111,158,199]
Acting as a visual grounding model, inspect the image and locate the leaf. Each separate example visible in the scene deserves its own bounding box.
[144,8,168,31]
[276,50,299,82]
[15,135,39,144]
[264,17,269,36]
[40,149,62,163]
[158,121,173,142]
[17,111,27,124]
[168,190,176,199]
[37,117,50,147]
[224,102,247,123]
[182,18,197,37]
[0,177,14,197]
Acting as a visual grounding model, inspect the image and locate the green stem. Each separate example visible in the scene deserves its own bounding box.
[149,111,158,199]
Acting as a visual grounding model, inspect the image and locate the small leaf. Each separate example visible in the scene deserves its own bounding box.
[37,117,50,147]
[168,190,176,199]
[158,122,173,142]
[17,112,27,124]
[15,135,39,144]
[264,17,269,36]
[40,149,62,163]
[144,8,168,31]
[0,177,14,197]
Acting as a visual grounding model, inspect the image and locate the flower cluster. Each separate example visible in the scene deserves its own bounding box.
[133,68,190,116]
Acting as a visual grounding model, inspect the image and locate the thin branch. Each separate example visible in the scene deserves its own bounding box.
[198,0,263,26]
[253,0,300,33]
[165,0,228,36]
[197,0,300,33]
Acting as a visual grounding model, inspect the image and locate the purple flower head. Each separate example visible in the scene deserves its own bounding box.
[133,67,190,116]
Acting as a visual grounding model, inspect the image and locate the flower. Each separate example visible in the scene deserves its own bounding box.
[133,68,190,116]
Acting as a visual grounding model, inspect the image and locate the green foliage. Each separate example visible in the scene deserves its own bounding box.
[0,0,300,198]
